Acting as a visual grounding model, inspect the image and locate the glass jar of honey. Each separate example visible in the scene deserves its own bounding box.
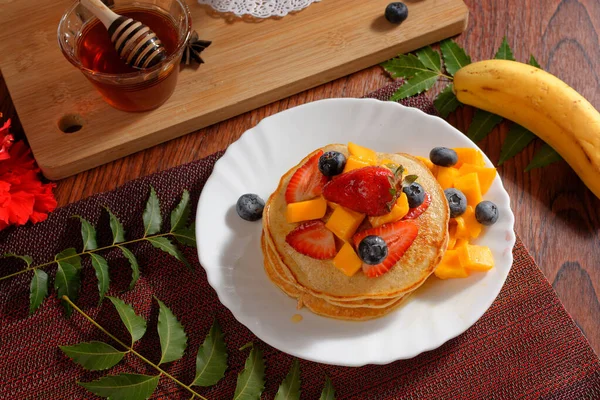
[58,0,191,112]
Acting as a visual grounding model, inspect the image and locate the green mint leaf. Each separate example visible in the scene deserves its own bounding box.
[434,84,461,118]
[147,237,190,269]
[525,143,563,171]
[494,36,516,61]
[3,253,33,266]
[275,359,301,400]
[416,45,441,73]
[403,175,419,186]
[60,341,125,371]
[440,39,471,76]
[529,54,541,68]
[55,261,81,317]
[106,207,125,244]
[117,246,140,290]
[108,296,147,345]
[55,248,82,270]
[192,319,228,387]
[467,109,503,142]
[319,377,336,400]
[143,186,162,236]
[155,297,187,365]
[73,216,97,251]
[172,226,197,248]
[79,373,159,400]
[233,344,265,400]
[30,269,48,315]
[394,165,405,178]
[498,124,536,165]
[381,54,429,79]
[89,254,110,304]
[170,190,191,232]
[390,70,439,101]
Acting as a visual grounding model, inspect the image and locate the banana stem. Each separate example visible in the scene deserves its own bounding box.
[0,232,175,282]
[64,296,208,400]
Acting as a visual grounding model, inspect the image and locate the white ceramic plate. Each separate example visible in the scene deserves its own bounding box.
[196,98,515,367]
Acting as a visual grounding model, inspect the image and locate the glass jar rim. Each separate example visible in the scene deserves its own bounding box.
[57,0,192,80]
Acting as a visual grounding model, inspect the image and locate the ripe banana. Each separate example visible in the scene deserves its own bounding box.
[453,60,600,199]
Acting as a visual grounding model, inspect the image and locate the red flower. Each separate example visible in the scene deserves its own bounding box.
[0,118,13,161]
[0,119,57,230]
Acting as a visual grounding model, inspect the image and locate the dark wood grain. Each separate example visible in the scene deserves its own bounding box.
[1,0,599,354]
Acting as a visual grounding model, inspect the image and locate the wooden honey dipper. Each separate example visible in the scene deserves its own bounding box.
[80,0,167,69]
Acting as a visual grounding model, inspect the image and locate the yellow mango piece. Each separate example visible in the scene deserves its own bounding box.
[462,206,482,239]
[454,216,469,240]
[458,244,494,272]
[286,197,327,223]
[369,193,409,227]
[415,156,435,171]
[448,222,457,249]
[380,158,396,166]
[458,163,497,195]
[328,201,339,210]
[436,167,459,190]
[333,242,363,277]
[326,206,366,241]
[454,172,483,207]
[434,250,469,279]
[343,156,371,173]
[348,142,377,163]
[453,148,485,168]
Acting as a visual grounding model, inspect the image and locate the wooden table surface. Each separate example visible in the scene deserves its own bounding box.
[1,0,599,355]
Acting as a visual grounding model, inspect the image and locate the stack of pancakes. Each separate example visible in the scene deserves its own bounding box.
[262,144,449,321]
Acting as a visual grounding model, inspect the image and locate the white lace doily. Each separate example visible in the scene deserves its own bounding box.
[198,0,321,19]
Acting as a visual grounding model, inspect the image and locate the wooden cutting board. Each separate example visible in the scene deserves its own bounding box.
[0,0,468,180]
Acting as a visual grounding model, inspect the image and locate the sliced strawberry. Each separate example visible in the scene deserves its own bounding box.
[285,150,329,203]
[352,220,418,278]
[402,192,432,220]
[323,166,397,216]
[286,220,336,260]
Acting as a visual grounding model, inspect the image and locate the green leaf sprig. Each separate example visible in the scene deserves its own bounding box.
[1,187,197,316]
[60,295,336,400]
[381,36,563,170]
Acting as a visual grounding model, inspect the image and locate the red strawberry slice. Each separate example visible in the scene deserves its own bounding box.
[352,220,418,278]
[285,150,329,203]
[286,220,337,260]
[402,192,432,220]
[322,166,397,216]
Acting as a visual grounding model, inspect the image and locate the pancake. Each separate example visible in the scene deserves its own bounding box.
[263,144,449,301]
[262,233,403,309]
[262,233,409,320]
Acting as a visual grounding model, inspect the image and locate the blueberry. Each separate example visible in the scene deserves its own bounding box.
[236,194,265,221]
[358,235,389,265]
[444,188,467,218]
[475,201,499,226]
[318,151,346,177]
[385,2,408,24]
[430,147,458,167]
[402,182,425,208]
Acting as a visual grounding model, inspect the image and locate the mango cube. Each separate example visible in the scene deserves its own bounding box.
[333,242,363,277]
[286,197,327,223]
[448,222,457,249]
[415,155,435,171]
[343,156,371,173]
[434,250,469,279]
[328,201,340,210]
[454,238,469,249]
[369,193,409,227]
[454,172,483,206]
[458,244,494,272]
[458,163,497,195]
[436,166,459,190]
[453,148,485,168]
[454,216,469,240]
[326,206,366,241]
[348,142,377,163]
[461,206,482,239]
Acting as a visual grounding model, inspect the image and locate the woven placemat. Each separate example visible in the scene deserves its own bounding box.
[1,85,599,399]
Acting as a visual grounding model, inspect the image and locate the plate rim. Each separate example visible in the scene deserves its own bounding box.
[196,97,516,366]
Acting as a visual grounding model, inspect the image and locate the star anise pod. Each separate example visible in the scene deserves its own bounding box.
[181,31,212,66]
